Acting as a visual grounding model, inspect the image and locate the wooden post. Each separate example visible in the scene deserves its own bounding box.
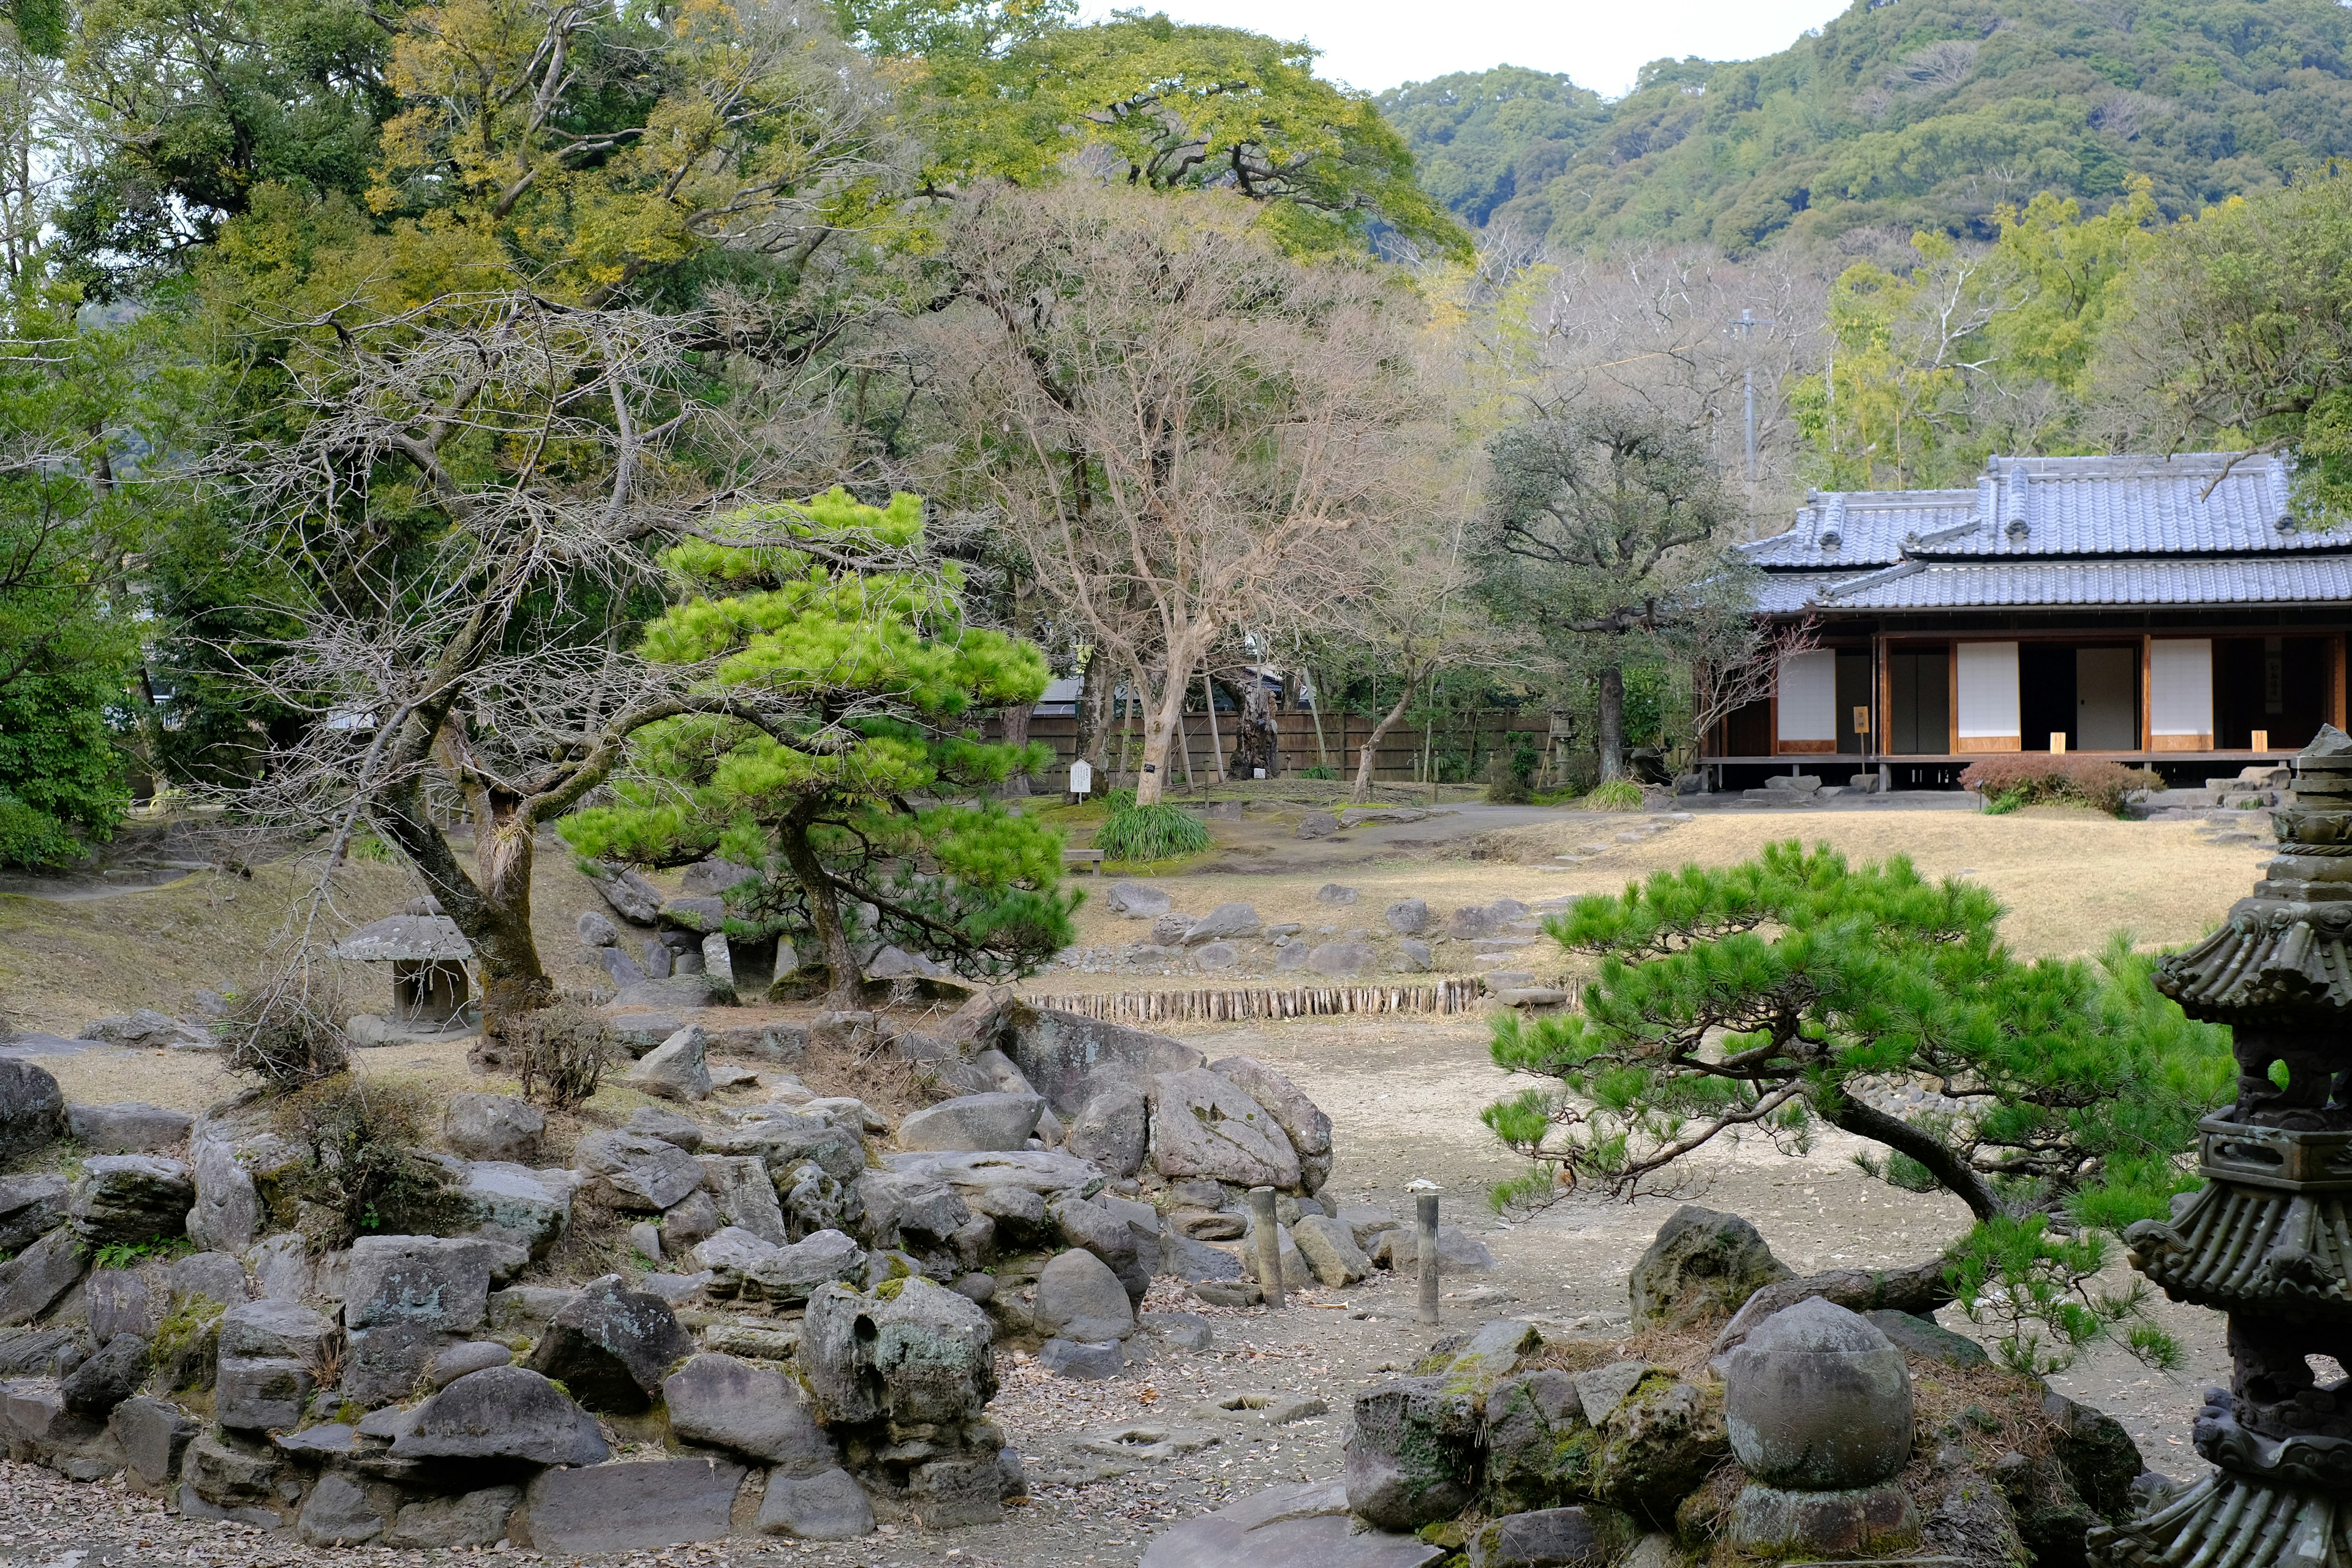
[1202,672,1226,782]
[1250,1186,1286,1308]
[1415,1193,1441,1324]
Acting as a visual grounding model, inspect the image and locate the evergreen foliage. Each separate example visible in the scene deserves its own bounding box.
[1373,67,1607,230]
[1093,797,1212,862]
[1381,0,2352,253]
[1483,842,2234,1370]
[558,488,1076,1003]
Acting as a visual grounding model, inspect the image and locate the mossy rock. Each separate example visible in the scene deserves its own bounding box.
[1591,1375,1730,1524]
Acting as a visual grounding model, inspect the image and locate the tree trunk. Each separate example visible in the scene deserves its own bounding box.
[1351,681,1416,804]
[370,777,553,1059]
[778,813,863,1010]
[1201,673,1227,783]
[1229,680,1278,778]
[1305,671,1332,772]
[1134,676,1189,805]
[1079,647,1113,774]
[1596,662,1627,785]
[998,700,1033,797]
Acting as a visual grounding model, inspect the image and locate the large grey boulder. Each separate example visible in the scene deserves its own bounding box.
[1184,902,1263,945]
[712,1106,865,1185]
[1141,1477,1441,1568]
[345,1235,503,1335]
[585,861,665,924]
[1486,1370,1596,1513]
[523,1457,746,1553]
[87,1267,164,1341]
[1372,1223,1497,1275]
[526,1273,692,1412]
[1148,1068,1300,1188]
[1384,899,1432,935]
[1343,1373,1485,1531]
[682,856,756,896]
[297,1472,392,1545]
[1629,1205,1793,1327]
[67,1102,192,1154]
[0,1060,66,1162]
[0,1174,66,1253]
[576,910,620,948]
[219,1299,336,1363]
[1105,882,1172,919]
[1468,1506,1637,1568]
[1308,941,1376,978]
[0,1227,86,1325]
[442,1093,545,1164]
[1002,1003,1207,1119]
[1722,1297,1912,1489]
[109,1395,198,1491]
[187,1136,266,1254]
[61,1332,149,1414]
[1292,1215,1372,1285]
[458,1161,575,1257]
[1038,1336,1125,1379]
[1066,1082,1149,1177]
[699,1154,790,1243]
[702,1227,865,1305]
[1210,1055,1332,1191]
[576,1129,706,1211]
[391,1365,609,1466]
[898,1091,1045,1153]
[343,1323,450,1407]
[663,1352,839,1471]
[424,1340,511,1389]
[801,1278,997,1428]
[1152,910,1199,946]
[170,1248,252,1306]
[622,1025,713,1102]
[216,1351,314,1430]
[755,1466,876,1539]
[386,1485,522,1549]
[67,1155,194,1247]
[1033,1248,1136,1343]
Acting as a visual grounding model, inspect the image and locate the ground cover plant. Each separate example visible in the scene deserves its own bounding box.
[1483,840,2234,1372]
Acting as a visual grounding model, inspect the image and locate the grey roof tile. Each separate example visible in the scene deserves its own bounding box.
[1811,556,2352,609]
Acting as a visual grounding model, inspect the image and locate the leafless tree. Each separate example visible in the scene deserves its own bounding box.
[918,184,1434,805]
[214,291,850,1041]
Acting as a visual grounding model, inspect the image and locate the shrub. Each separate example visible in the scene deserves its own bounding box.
[272,1074,464,1246]
[1957,755,2150,815]
[1094,801,1212,861]
[219,963,352,1088]
[510,998,617,1110]
[1298,765,1338,780]
[1579,779,1644,812]
[1483,752,1532,804]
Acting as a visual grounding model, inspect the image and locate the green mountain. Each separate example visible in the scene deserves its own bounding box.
[1377,0,2352,252]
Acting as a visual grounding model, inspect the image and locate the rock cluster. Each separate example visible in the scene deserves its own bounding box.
[0,996,1421,1551]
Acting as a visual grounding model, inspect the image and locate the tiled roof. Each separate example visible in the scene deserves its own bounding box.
[1814,556,2352,609]
[1746,453,2352,613]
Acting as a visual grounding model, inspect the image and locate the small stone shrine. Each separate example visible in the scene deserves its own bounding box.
[2095,724,2352,1568]
[330,902,475,1027]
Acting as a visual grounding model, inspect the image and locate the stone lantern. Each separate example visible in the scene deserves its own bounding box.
[331,909,475,1028]
[2092,725,2352,1568]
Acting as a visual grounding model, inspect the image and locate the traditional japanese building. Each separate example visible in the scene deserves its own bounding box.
[1709,453,2352,790]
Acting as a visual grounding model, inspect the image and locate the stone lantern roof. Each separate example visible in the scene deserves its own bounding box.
[330,914,474,963]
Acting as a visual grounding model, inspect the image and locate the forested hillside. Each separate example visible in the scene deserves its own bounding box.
[1378,0,2352,251]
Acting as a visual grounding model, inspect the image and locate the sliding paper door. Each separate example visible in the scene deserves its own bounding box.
[1956,641,2020,752]
[1776,650,1837,753]
[2151,638,2213,750]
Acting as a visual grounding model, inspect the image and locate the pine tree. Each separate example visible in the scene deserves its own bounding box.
[559,488,1076,1008]
[1483,841,2233,1372]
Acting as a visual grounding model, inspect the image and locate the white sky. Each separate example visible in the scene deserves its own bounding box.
[1082,0,1854,99]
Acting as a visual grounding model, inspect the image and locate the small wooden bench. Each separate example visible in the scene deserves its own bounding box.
[1061,848,1106,873]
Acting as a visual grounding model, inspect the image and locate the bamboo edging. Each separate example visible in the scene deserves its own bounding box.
[1028,977,1485,1025]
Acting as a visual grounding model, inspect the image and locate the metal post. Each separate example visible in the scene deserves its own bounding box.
[1249,1186,1286,1309]
[1730,307,1772,482]
[1415,1193,1441,1325]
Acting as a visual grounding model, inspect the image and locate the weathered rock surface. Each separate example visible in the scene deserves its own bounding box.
[345,1235,503,1334]
[1142,1478,1441,1568]
[1468,1505,1637,1568]
[458,1161,574,1257]
[523,1457,747,1553]
[390,1365,609,1466]
[1591,1374,1730,1521]
[67,1155,194,1248]
[67,1102,192,1154]
[698,1154,789,1244]
[623,1025,714,1102]
[1106,883,1172,919]
[443,1093,545,1164]
[0,1228,86,1325]
[1184,903,1263,945]
[1033,1248,1137,1343]
[663,1352,839,1471]
[109,1395,197,1491]
[1148,1068,1299,1188]
[1722,1297,1911,1490]
[1346,1376,1482,1531]
[61,1333,149,1414]
[1308,941,1376,978]
[1038,1336,1125,1379]
[1292,1214,1372,1285]
[385,1485,521,1549]
[576,1130,706,1211]
[1629,1205,1793,1327]
[1485,1370,1597,1513]
[526,1273,692,1412]
[0,1061,67,1162]
[899,1091,1045,1152]
[802,1278,997,1428]
[1066,1082,1150,1177]
[756,1466,876,1539]
[298,1472,391,1545]
[1728,1480,1920,1556]
[0,1174,66,1253]
[1384,899,1432,935]
[1001,1005,1207,1119]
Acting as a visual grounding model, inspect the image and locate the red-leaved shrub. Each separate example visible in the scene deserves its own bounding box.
[1957,755,2162,815]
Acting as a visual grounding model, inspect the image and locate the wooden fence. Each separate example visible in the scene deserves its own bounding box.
[992,708,1550,788]
[1024,978,1487,1024]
